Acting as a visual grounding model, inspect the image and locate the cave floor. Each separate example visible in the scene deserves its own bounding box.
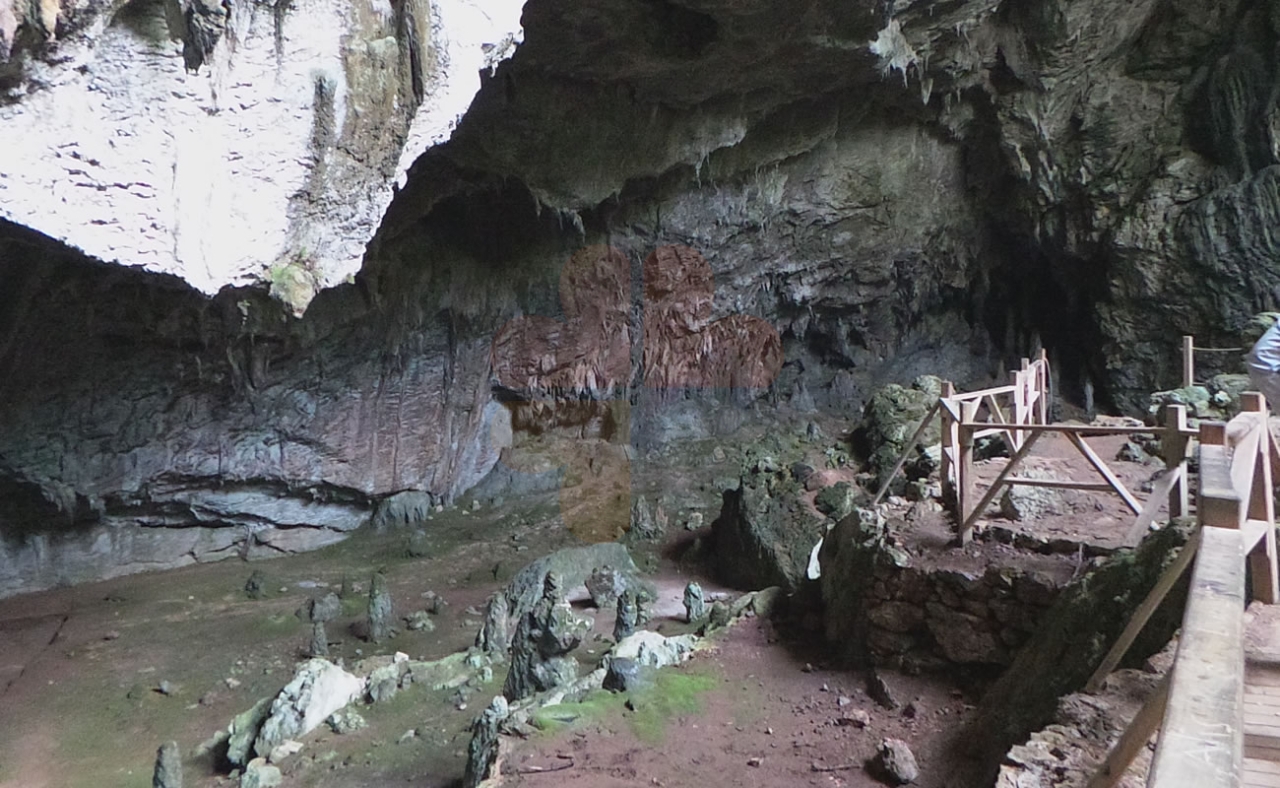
[0,415,1167,788]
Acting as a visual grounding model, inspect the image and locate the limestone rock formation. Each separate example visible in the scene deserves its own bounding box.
[152,740,182,788]
[5,0,1280,601]
[252,658,365,760]
[0,0,525,303]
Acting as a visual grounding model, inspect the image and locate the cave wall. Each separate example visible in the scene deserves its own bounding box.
[3,0,1280,593]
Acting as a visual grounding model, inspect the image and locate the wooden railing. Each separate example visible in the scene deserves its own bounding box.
[872,352,1198,548]
[1180,333,1245,388]
[1088,392,1279,788]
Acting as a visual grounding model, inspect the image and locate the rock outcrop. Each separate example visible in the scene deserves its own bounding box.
[3,0,1280,596]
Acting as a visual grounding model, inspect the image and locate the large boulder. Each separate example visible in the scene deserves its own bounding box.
[711,472,826,593]
[252,659,365,759]
[860,376,944,487]
[502,543,651,622]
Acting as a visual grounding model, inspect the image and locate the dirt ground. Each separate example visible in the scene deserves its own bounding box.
[0,416,1177,788]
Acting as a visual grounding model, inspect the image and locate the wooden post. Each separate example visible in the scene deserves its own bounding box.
[940,382,956,504]
[1010,368,1026,450]
[1242,393,1279,604]
[958,400,978,544]
[1087,674,1171,788]
[1037,349,1049,425]
[1163,405,1189,519]
[1182,335,1195,388]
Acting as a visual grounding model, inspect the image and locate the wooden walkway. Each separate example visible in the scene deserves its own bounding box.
[1246,613,1280,786]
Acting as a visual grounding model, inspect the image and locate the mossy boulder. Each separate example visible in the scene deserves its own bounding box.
[710,469,825,593]
[860,376,944,487]
[966,519,1193,779]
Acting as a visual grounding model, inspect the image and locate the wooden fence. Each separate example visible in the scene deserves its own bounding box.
[1087,392,1279,788]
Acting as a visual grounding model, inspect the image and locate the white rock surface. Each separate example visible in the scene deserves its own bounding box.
[612,631,698,669]
[0,0,525,303]
[253,658,365,758]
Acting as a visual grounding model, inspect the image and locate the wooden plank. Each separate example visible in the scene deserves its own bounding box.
[1086,528,1201,693]
[959,430,1043,538]
[957,423,1162,436]
[949,384,1018,401]
[1068,432,1143,514]
[958,400,978,545]
[1004,477,1116,491]
[1183,335,1195,388]
[1088,675,1169,788]
[1146,526,1246,788]
[1201,433,1245,529]
[1244,520,1273,554]
[1124,464,1185,548]
[871,401,941,507]
[1163,406,1190,519]
[1243,758,1280,775]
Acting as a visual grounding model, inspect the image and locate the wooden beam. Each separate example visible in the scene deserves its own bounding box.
[959,430,1043,538]
[1146,525,1245,788]
[1086,528,1200,693]
[1162,405,1190,519]
[1088,674,1170,788]
[948,384,1018,402]
[958,400,978,545]
[956,423,1168,436]
[1123,463,1186,548]
[1004,477,1116,491]
[1182,335,1195,389]
[1200,442,1243,530]
[871,401,941,507]
[1067,432,1143,515]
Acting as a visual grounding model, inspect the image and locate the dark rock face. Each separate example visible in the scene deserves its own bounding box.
[3,0,1278,595]
[711,474,826,593]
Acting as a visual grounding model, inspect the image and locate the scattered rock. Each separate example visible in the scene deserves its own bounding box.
[326,708,367,734]
[837,709,870,728]
[603,657,654,693]
[612,631,698,669]
[397,729,418,745]
[367,572,394,644]
[684,512,705,531]
[747,756,763,767]
[253,658,365,759]
[903,700,920,719]
[239,758,282,788]
[152,740,182,788]
[463,696,509,788]
[405,611,435,632]
[614,589,639,642]
[156,680,177,696]
[244,571,268,600]
[683,582,706,623]
[872,738,919,785]
[267,739,303,764]
[790,462,816,485]
[867,672,899,710]
[475,593,510,655]
[999,470,1067,521]
[405,530,431,558]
